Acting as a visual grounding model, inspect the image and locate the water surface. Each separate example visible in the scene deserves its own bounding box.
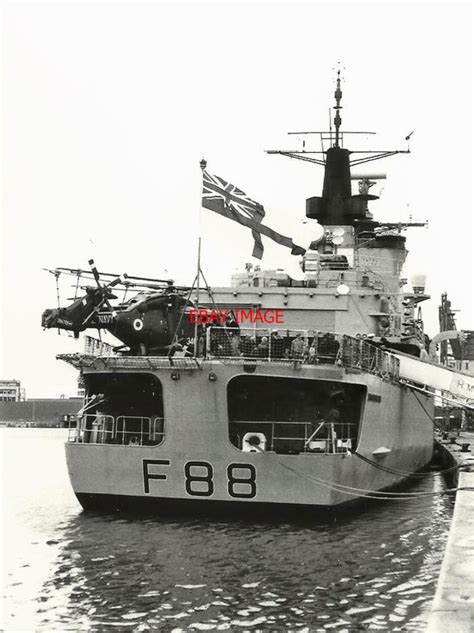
[1,429,454,631]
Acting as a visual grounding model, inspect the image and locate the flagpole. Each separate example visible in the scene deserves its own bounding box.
[195,236,201,352]
[195,159,207,356]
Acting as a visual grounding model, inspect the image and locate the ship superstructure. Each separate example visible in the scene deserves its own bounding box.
[196,71,430,360]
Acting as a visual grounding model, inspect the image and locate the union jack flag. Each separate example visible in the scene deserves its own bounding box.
[202,170,305,259]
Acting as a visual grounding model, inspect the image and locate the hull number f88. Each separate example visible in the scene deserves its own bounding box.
[143,460,257,499]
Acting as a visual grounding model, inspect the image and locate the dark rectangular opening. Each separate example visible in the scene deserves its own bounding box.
[228,375,365,455]
[79,373,164,446]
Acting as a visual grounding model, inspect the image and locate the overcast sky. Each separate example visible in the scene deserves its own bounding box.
[2,1,472,397]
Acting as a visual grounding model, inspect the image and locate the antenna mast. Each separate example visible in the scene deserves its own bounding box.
[334,68,342,148]
[265,67,410,167]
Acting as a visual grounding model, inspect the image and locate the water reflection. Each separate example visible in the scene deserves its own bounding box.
[2,429,454,631]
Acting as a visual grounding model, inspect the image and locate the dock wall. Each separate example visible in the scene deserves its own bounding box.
[427,433,474,631]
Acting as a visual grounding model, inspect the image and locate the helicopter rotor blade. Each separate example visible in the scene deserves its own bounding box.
[81,303,116,327]
[106,274,128,288]
[89,260,127,293]
[101,295,117,318]
[49,265,173,285]
[46,263,203,295]
[81,305,101,327]
[88,259,102,287]
[100,276,124,316]
[87,259,122,317]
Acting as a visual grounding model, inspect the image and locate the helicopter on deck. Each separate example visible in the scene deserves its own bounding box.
[41,260,200,355]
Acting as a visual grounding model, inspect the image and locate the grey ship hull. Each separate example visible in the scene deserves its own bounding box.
[65,357,433,512]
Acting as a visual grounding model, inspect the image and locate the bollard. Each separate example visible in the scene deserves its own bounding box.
[461,443,471,453]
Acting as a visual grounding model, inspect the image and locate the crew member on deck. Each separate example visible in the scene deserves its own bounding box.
[291,333,305,359]
[270,331,285,358]
[257,336,269,358]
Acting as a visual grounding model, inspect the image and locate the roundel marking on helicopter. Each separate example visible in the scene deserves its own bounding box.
[133,318,144,331]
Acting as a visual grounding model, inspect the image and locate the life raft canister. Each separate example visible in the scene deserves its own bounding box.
[242,432,267,452]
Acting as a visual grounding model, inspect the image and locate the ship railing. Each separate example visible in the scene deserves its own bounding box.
[68,413,115,444]
[206,327,340,364]
[236,275,387,290]
[68,414,165,446]
[323,277,385,292]
[115,416,165,446]
[83,335,115,356]
[206,327,400,381]
[57,354,202,371]
[339,335,400,379]
[232,419,357,454]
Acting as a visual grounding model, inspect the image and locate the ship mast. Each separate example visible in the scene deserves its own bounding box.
[265,69,412,226]
[333,68,342,148]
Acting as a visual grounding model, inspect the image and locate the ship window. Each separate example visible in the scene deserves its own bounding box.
[227,375,364,455]
[319,255,349,270]
[80,373,165,446]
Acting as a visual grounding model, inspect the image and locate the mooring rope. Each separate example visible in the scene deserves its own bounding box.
[277,460,460,501]
[412,389,438,425]
[352,450,459,479]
